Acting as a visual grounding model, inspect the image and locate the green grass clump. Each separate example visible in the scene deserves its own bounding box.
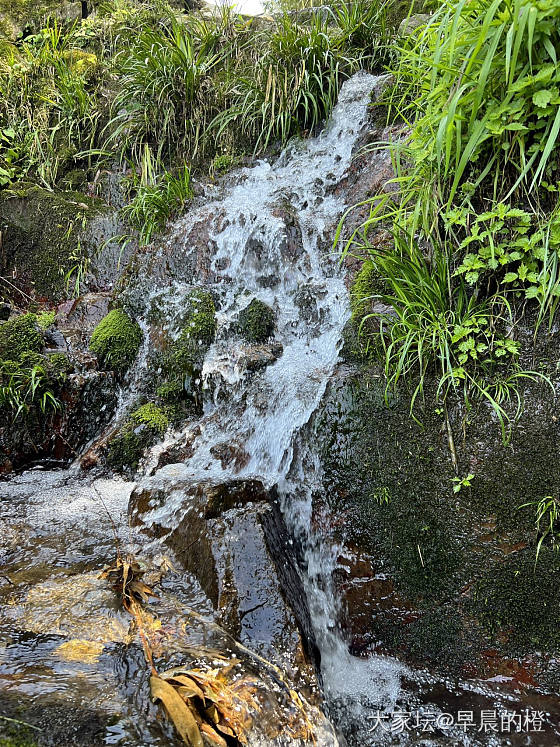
[0,313,43,361]
[212,2,388,154]
[122,149,193,245]
[89,309,142,373]
[238,298,275,343]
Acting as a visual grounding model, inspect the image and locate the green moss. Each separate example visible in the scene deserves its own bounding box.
[131,402,168,435]
[0,314,43,362]
[46,351,71,381]
[107,399,170,473]
[211,153,236,176]
[156,380,184,402]
[350,259,377,327]
[107,402,167,473]
[473,548,560,653]
[238,298,275,343]
[106,425,144,473]
[90,309,142,373]
[0,0,80,33]
[171,289,216,371]
[36,310,55,330]
[0,184,104,301]
[0,720,38,747]
[346,260,386,362]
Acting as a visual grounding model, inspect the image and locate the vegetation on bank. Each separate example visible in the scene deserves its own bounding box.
[0,0,394,260]
[344,0,560,438]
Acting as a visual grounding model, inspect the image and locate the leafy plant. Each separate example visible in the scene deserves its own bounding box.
[0,361,60,420]
[519,495,560,562]
[340,0,560,431]
[121,146,193,245]
[452,473,474,494]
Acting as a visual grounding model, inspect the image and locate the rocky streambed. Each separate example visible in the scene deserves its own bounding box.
[1,72,560,747]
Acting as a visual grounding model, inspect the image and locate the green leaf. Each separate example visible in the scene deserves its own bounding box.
[533,89,553,108]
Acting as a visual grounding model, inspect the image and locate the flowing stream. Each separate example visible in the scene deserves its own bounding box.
[2,72,560,746]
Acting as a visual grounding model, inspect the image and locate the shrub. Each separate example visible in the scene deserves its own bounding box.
[0,359,60,419]
[89,309,142,372]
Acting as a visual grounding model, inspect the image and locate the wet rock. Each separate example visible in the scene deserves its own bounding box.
[44,327,67,351]
[155,424,201,471]
[56,292,111,350]
[0,184,121,303]
[239,342,284,371]
[210,440,250,471]
[238,298,276,343]
[130,476,320,689]
[315,361,560,690]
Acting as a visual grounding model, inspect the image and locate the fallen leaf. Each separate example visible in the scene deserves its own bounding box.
[151,675,203,747]
[200,722,228,746]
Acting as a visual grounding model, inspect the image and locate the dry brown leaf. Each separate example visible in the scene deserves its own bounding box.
[200,722,228,746]
[162,673,206,700]
[151,675,204,747]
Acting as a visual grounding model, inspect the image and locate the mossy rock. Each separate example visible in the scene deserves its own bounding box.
[473,548,560,654]
[0,183,105,302]
[107,403,168,473]
[0,313,43,361]
[238,299,275,343]
[350,259,377,327]
[317,360,560,679]
[343,260,385,363]
[0,0,81,38]
[89,309,142,373]
[171,289,217,371]
[131,402,168,435]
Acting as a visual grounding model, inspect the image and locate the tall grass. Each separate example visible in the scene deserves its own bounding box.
[122,146,193,245]
[212,0,390,153]
[105,13,239,163]
[0,20,101,187]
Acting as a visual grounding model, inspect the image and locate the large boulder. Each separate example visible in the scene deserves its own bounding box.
[130,474,320,692]
[0,184,128,304]
[314,358,560,696]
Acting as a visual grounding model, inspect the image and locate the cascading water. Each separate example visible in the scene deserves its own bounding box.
[126,70,410,743]
[136,71,384,491]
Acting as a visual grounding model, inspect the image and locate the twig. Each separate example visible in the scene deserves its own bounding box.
[0,716,42,731]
